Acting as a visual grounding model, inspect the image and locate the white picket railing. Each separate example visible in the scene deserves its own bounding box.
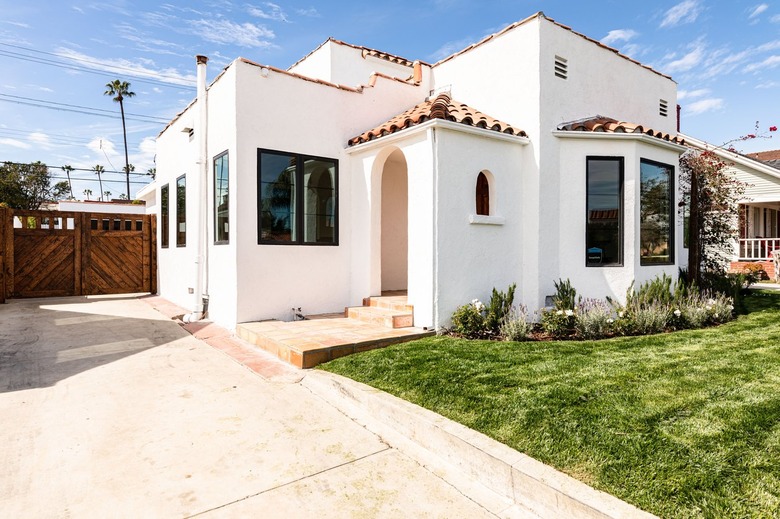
[739,238,780,260]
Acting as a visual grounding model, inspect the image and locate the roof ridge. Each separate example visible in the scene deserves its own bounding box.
[348,94,527,146]
[432,12,672,81]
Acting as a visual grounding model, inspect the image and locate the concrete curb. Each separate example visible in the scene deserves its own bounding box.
[302,370,656,519]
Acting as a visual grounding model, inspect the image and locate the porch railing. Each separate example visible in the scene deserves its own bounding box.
[739,238,780,260]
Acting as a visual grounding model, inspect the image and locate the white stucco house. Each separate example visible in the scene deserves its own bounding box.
[151,12,690,331]
[681,136,780,279]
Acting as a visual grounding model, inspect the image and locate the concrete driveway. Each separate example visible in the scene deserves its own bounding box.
[0,295,494,518]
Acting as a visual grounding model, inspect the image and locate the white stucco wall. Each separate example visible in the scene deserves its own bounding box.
[432,127,529,328]
[57,200,147,214]
[289,40,422,89]
[232,59,427,324]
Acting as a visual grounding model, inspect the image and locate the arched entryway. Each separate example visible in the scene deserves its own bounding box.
[380,149,408,291]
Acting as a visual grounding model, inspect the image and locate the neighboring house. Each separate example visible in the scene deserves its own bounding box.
[154,12,688,331]
[682,137,780,279]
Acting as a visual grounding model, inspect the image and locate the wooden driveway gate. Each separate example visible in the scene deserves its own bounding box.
[0,208,156,302]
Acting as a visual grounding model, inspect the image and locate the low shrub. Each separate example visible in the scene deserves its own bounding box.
[551,278,579,310]
[450,300,487,339]
[485,284,516,332]
[499,305,532,341]
[540,308,576,339]
[574,299,615,339]
[741,262,767,281]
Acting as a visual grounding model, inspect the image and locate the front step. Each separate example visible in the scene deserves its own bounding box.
[346,305,413,328]
[346,294,414,329]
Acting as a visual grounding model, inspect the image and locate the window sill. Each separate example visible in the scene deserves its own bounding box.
[469,214,505,226]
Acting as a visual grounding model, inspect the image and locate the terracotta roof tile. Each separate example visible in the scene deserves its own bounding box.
[557,116,686,145]
[748,149,780,162]
[347,93,527,146]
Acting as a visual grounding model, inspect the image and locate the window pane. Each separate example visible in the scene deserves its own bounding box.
[214,152,229,243]
[260,152,296,242]
[476,173,489,216]
[586,158,622,266]
[161,184,169,248]
[303,158,337,244]
[640,160,674,265]
[176,175,186,247]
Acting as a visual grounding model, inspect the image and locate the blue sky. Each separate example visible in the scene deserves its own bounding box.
[1,0,778,198]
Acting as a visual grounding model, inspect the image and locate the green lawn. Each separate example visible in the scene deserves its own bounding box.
[320,291,780,518]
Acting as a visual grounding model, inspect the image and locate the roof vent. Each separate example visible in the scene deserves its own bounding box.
[659,99,669,117]
[554,56,568,80]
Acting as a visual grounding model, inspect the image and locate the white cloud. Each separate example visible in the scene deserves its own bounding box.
[601,29,639,46]
[247,2,289,22]
[772,14,780,23]
[28,132,52,148]
[665,41,706,72]
[743,55,780,72]
[758,40,780,52]
[660,0,704,28]
[188,18,274,48]
[756,80,780,88]
[152,87,162,94]
[430,36,477,61]
[685,98,724,115]
[749,4,769,19]
[87,137,118,157]
[4,21,30,28]
[295,7,319,17]
[54,47,196,86]
[0,138,31,149]
[678,88,710,99]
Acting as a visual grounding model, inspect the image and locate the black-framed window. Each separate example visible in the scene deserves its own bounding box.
[586,157,623,266]
[258,149,338,245]
[640,159,674,265]
[214,151,229,244]
[176,174,186,247]
[160,183,169,248]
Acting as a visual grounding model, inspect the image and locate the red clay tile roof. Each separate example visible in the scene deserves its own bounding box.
[557,116,686,145]
[348,93,526,146]
[748,149,780,162]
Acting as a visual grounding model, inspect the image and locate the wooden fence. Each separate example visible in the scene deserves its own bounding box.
[0,208,156,301]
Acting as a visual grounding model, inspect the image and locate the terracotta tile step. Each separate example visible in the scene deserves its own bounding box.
[362,296,414,313]
[345,305,413,328]
[235,319,434,368]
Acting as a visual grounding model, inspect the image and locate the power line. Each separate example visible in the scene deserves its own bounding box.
[2,161,155,177]
[0,43,196,90]
[0,93,170,123]
[49,174,151,186]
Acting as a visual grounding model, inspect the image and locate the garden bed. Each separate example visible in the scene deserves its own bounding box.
[321,290,780,518]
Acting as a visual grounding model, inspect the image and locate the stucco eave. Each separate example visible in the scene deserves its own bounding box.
[346,118,529,155]
[552,130,687,154]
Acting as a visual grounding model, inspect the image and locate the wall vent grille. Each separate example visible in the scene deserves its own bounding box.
[554,56,568,79]
[659,99,669,117]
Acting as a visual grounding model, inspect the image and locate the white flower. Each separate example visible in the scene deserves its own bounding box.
[673,309,681,317]
[474,301,485,312]
[618,311,624,318]
[607,318,614,324]
[705,306,712,311]
[471,299,480,305]
[556,310,564,316]
[728,305,734,311]
[565,309,574,317]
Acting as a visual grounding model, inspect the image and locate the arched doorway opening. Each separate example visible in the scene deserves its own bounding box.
[380,149,408,292]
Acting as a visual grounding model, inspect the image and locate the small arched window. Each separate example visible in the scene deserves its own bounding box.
[476,172,490,216]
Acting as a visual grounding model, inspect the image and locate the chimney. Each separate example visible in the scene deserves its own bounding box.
[186,55,209,322]
[412,60,422,85]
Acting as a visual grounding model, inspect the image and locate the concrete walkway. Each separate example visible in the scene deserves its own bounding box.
[0,295,497,518]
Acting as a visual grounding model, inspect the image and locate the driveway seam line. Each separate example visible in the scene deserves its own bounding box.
[183,446,392,518]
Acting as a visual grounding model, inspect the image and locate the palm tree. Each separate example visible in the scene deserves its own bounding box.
[92,165,105,201]
[104,191,112,200]
[83,188,92,201]
[61,165,74,199]
[147,167,156,180]
[104,79,135,199]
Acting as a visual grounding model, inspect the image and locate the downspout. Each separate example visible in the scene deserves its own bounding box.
[430,126,439,330]
[184,55,210,322]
